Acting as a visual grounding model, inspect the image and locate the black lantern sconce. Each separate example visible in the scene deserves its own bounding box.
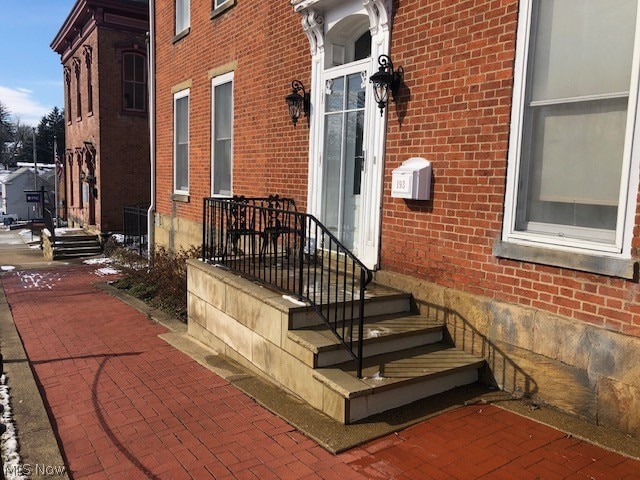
[285,80,310,127]
[369,54,402,116]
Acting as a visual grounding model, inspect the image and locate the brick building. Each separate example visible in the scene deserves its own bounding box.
[152,0,640,435]
[51,0,150,233]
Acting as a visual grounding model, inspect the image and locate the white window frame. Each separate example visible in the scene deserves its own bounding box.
[502,0,640,259]
[175,0,190,35]
[211,71,234,197]
[214,0,231,9]
[173,89,190,195]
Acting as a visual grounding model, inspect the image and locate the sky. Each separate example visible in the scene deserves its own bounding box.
[0,0,77,126]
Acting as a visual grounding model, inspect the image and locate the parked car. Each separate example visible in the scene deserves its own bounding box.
[0,213,19,225]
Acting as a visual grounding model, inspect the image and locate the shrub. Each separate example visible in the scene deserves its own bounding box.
[110,244,201,322]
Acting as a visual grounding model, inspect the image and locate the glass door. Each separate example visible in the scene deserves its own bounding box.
[321,68,367,252]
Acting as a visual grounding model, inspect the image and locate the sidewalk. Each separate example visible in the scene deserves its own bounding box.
[1,263,639,479]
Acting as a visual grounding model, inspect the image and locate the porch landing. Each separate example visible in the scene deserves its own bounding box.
[187,259,486,424]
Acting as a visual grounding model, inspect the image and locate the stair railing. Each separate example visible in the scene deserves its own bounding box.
[202,196,373,378]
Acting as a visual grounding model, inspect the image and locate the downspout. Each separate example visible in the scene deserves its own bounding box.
[146,0,156,259]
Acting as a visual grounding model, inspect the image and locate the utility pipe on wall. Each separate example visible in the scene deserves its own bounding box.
[146,0,156,259]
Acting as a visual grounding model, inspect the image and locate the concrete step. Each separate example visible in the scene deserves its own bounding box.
[313,343,485,423]
[54,242,101,248]
[53,252,102,260]
[54,248,103,256]
[288,313,444,367]
[51,234,102,260]
[54,235,100,243]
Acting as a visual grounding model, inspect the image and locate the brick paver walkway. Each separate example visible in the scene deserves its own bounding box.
[3,265,639,479]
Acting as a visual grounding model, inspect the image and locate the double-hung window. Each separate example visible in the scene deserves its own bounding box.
[176,0,190,35]
[211,72,234,196]
[174,89,190,194]
[503,0,640,259]
[123,52,146,112]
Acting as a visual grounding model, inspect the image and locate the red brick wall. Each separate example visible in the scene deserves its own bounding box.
[97,28,150,232]
[381,0,640,337]
[63,26,149,232]
[64,28,100,228]
[154,0,640,337]
[154,0,310,226]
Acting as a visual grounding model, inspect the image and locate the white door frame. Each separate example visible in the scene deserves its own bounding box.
[297,0,392,269]
[317,59,370,256]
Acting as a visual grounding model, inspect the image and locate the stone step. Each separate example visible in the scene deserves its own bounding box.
[288,313,444,367]
[186,260,488,425]
[289,283,413,329]
[312,343,485,423]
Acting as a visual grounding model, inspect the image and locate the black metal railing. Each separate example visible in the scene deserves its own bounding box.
[123,204,149,256]
[202,195,373,378]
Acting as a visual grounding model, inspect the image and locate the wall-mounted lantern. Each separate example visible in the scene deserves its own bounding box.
[369,54,402,116]
[285,80,310,127]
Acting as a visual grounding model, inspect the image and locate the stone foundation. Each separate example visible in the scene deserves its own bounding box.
[374,270,640,437]
[154,213,201,252]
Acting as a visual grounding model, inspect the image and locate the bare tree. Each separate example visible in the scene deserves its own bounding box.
[0,101,13,169]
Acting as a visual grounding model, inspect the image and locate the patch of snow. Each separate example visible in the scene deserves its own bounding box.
[83,257,111,265]
[111,234,125,243]
[95,267,120,276]
[0,375,27,480]
[1,266,15,272]
[367,372,386,381]
[282,295,308,306]
[363,327,390,339]
[17,271,62,290]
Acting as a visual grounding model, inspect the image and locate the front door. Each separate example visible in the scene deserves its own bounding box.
[320,62,370,256]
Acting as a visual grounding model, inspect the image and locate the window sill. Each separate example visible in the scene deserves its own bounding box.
[493,240,638,281]
[172,28,190,44]
[210,0,236,19]
[172,193,190,203]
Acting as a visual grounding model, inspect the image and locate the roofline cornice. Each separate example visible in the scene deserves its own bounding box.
[51,0,149,57]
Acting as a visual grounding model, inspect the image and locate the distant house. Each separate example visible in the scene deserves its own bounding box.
[50,0,150,233]
[0,167,53,220]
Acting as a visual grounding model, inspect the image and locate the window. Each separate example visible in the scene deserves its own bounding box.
[123,52,146,112]
[73,57,82,120]
[211,0,235,18]
[64,67,71,124]
[176,0,190,35]
[174,90,190,194]
[211,72,233,196]
[83,46,93,114]
[503,0,640,256]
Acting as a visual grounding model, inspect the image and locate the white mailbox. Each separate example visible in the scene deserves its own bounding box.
[391,157,432,200]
